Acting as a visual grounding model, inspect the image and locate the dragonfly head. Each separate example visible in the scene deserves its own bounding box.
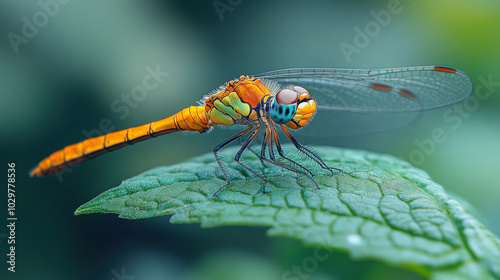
[270,86,317,129]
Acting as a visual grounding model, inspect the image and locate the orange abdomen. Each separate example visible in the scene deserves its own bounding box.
[30,106,209,177]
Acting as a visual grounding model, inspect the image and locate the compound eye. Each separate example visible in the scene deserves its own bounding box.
[293,86,308,94]
[276,89,298,105]
[293,86,310,100]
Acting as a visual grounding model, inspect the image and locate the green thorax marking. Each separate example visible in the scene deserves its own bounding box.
[221,92,251,117]
[214,99,241,120]
[207,91,255,126]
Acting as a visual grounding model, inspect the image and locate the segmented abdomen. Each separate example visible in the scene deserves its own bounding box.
[30,106,209,177]
[31,76,273,178]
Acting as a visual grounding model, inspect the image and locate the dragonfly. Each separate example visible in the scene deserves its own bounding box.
[30,65,473,196]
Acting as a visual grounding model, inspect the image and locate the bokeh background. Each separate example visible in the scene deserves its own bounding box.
[1,0,499,279]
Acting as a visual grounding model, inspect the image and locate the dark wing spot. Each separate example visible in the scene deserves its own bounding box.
[433,66,457,73]
[285,107,290,116]
[399,89,416,100]
[370,83,392,91]
[278,106,283,114]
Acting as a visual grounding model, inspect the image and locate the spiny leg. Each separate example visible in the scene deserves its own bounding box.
[212,123,254,197]
[268,120,314,177]
[260,116,314,177]
[280,124,343,175]
[238,135,266,168]
[233,120,270,192]
[259,117,319,189]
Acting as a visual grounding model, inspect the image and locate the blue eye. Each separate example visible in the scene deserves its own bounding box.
[270,89,299,124]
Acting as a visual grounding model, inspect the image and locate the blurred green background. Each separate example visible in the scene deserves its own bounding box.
[1,0,499,279]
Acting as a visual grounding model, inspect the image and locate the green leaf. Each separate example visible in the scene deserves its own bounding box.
[75,144,500,280]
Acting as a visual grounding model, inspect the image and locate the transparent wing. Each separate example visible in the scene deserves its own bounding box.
[255,66,472,138]
[255,66,473,113]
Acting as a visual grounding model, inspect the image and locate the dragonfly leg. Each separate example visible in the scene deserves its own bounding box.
[280,124,343,175]
[268,120,315,177]
[212,123,254,197]
[238,136,266,168]
[233,121,270,193]
[259,118,319,189]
